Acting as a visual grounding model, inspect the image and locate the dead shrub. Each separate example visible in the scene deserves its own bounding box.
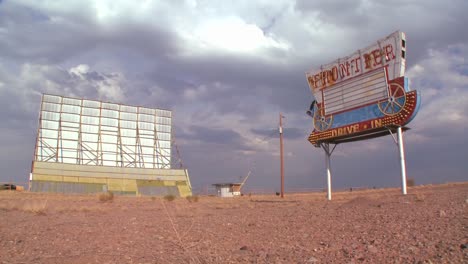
[186,195,199,203]
[414,193,425,202]
[0,201,19,212]
[163,194,176,202]
[406,178,415,187]
[98,191,114,202]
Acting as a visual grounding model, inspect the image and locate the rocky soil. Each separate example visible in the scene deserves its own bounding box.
[1,182,467,263]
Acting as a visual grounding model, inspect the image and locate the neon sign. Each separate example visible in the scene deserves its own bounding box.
[305,31,420,146]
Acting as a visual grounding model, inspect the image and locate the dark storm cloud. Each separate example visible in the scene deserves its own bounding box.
[295,0,468,67]
[0,65,40,130]
[0,63,127,131]
[3,0,305,120]
[0,2,95,63]
[295,0,367,27]
[0,1,49,24]
[251,127,305,140]
[180,125,253,151]
[146,52,312,116]
[125,0,467,122]
[82,71,106,81]
[0,2,179,64]
[0,89,37,130]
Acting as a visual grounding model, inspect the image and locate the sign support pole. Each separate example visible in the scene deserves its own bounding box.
[321,143,336,200]
[325,143,332,200]
[386,126,408,195]
[397,127,407,195]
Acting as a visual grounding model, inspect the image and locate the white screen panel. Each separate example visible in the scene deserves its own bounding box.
[102,109,119,118]
[43,95,62,103]
[102,102,119,110]
[82,107,100,116]
[63,98,81,106]
[140,138,153,147]
[42,111,60,121]
[61,140,78,149]
[35,94,173,169]
[42,102,61,112]
[42,120,59,130]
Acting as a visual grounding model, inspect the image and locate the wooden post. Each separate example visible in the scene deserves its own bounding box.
[279,113,285,198]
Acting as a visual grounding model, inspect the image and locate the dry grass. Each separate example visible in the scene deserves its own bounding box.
[0,201,19,212]
[163,194,176,202]
[186,195,199,203]
[23,200,48,214]
[160,197,200,263]
[414,193,425,202]
[55,205,106,213]
[407,178,416,187]
[98,191,114,202]
[0,199,48,215]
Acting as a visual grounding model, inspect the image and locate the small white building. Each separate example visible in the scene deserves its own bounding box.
[212,183,242,197]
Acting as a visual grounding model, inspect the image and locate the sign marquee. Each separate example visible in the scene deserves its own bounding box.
[307,41,404,90]
[305,31,420,146]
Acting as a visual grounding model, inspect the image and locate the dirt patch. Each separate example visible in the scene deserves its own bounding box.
[1,183,467,263]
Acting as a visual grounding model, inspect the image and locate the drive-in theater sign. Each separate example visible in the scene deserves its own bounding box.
[305,31,420,200]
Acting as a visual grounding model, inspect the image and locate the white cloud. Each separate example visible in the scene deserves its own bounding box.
[406,44,468,141]
[96,74,125,102]
[182,82,230,101]
[19,0,294,60]
[188,16,290,54]
[0,63,127,114]
[68,64,90,78]
[182,84,209,101]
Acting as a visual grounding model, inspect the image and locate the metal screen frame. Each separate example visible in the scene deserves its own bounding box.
[34,94,172,169]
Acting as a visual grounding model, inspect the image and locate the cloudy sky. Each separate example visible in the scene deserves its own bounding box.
[0,0,467,193]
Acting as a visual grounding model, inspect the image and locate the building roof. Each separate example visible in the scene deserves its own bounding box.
[212,183,242,187]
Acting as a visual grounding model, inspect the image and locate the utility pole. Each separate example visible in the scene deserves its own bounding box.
[279,113,285,198]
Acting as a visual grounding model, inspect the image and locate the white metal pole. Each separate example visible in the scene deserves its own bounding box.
[324,144,332,200]
[397,127,407,195]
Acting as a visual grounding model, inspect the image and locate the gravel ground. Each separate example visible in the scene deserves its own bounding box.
[1,182,467,263]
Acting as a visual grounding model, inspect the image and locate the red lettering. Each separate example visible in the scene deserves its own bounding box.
[309,43,400,90]
[314,74,320,88]
[351,57,361,73]
[385,44,396,61]
[330,66,339,82]
[363,53,373,69]
[372,49,382,66]
[325,70,331,84]
[337,128,343,136]
[353,124,359,132]
[320,71,327,87]
[339,62,350,78]
[308,76,315,89]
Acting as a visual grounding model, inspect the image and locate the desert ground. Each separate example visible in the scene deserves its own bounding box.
[1,182,467,264]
